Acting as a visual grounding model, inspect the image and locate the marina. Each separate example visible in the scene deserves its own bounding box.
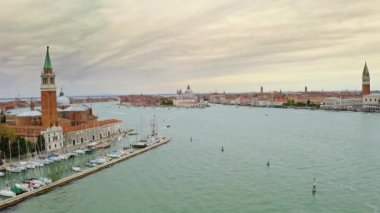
[0,135,170,210]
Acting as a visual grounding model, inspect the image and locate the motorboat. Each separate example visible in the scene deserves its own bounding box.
[94,157,107,164]
[0,188,16,197]
[6,165,22,173]
[22,180,41,189]
[25,178,46,186]
[75,149,86,154]
[72,166,83,172]
[132,141,147,148]
[0,172,4,177]
[86,162,97,167]
[15,183,31,192]
[31,161,44,167]
[106,152,121,159]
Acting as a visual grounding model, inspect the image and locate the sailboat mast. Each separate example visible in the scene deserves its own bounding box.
[17,139,20,162]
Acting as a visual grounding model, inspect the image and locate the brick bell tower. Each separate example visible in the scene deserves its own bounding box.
[362,62,370,95]
[41,46,58,126]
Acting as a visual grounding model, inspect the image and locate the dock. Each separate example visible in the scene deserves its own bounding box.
[0,138,170,210]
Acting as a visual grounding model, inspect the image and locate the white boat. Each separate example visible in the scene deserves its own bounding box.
[0,189,16,197]
[87,142,98,147]
[75,149,85,154]
[7,166,22,173]
[26,163,36,169]
[72,166,83,172]
[15,183,31,192]
[106,153,121,158]
[94,158,107,164]
[39,177,52,184]
[31,161,44,167]
[28,179,46,186]
[117,136,123,141]
[0,172,4,177]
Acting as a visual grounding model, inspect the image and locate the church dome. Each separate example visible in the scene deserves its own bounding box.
[57,88,70,107]
[184,85,193,94]
[57,96,70,106]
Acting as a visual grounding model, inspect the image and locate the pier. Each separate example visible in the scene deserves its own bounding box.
[0,138,170,210]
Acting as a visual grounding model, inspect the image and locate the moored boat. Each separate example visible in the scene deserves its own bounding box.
[0,189,16,197]
[72,166,83,172]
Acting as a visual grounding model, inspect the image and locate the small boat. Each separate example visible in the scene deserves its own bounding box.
[0,172,4,177]
[32,161,44,167]
[0,189,16,197]
[25,178,46,186]
[94,158,107,164]
[15,183,31,192]
[23,180,40,189]
[37,177,52,185]
[75,149,86,154]
[86,162,97,167]
[127,132,138,136]
[106,152,121,159]
[6,165,22,173]
[83,148,93,154]
[132,141,147,149]
[72,166,83,172]
[117,136,123,141]
[166,125,170,128]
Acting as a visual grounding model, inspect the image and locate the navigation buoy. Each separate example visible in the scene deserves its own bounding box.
[267,160,270,167]
[221,146,224,152]
[312,177,317,195]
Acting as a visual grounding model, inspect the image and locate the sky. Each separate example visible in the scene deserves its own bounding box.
[1,0,380,97]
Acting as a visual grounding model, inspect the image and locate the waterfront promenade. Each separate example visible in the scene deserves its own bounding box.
[0,137,170,210]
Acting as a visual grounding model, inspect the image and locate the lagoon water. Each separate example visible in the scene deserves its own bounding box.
[5,102,380,212]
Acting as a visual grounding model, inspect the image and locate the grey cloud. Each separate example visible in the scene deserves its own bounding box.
[1,0,380,97]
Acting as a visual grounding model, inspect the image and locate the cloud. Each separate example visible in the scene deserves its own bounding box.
[1,0,380,97]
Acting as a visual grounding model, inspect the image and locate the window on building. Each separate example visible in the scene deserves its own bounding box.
[81,138,83,143]
[49,145,51,150]
[93,135,95,140]
[50,78,54,84]
[55,144,57,148]
[73,139,76,145]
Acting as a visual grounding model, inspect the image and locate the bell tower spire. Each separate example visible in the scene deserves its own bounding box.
[362,61,370,95]
[40,46,58,126]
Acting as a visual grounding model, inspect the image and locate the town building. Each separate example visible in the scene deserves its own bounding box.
[362,94,380,111]
[321,97,362,110]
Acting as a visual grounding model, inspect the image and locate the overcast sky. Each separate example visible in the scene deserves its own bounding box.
[1,0,380,97]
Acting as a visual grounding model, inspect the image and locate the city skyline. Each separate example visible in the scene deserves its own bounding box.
[1,0,380,97]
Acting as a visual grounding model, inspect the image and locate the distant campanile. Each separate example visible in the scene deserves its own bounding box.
[362,62,370,95]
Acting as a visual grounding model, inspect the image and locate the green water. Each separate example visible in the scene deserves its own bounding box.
[4,103,380,212]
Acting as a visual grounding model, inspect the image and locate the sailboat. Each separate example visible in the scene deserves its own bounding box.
[6,139,22,173]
